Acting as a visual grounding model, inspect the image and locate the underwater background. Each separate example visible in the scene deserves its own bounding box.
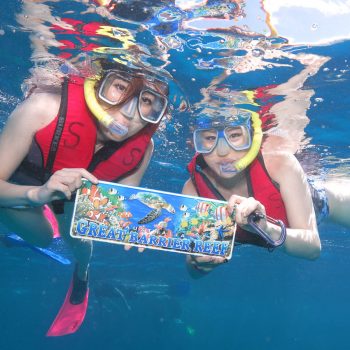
[1,1,350,349]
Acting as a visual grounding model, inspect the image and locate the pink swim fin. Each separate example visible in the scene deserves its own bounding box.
[46,275,89,336]
[43,205,61,239]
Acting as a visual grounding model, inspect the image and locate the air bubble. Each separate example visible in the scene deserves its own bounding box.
[311,23,318,31]
[315,98,324,103]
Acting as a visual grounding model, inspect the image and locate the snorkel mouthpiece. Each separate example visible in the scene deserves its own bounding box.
[220,163,238,174]
[108,121,129,136]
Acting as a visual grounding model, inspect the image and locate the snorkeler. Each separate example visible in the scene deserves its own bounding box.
[183,104,350,274]
[182,107,321,273]
[0,60,169,335]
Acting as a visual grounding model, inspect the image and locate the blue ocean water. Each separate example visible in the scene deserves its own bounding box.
[1,1,350,349]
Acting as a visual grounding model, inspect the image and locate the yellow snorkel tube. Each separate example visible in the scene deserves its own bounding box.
[84,77,115,129]
[234,111,262,171]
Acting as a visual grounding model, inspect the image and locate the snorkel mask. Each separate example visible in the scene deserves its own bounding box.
[84,62,169,137]
[193,110,262,174]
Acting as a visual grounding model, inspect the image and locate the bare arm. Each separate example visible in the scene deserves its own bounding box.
[0,93,97,207]
[182,178,198,196]
[0,93,56,206]
[265,152,321,259]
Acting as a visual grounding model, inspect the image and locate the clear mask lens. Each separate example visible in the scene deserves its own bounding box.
[98,71,134,106]
[138,89,167,123]
[224,126,251,150]
[194,126,251,153]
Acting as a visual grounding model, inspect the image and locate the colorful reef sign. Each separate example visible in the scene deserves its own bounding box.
[70,180,236,258]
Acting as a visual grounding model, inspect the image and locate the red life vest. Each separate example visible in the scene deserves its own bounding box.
[187,154,289,247]
[12,76,157,185]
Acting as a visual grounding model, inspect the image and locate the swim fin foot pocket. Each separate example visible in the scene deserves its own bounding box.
[70,267,89,305]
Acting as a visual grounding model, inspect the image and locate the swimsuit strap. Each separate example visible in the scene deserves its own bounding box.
[44,78,69,180]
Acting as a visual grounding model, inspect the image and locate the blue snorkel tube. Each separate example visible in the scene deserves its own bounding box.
[247,212,287,249]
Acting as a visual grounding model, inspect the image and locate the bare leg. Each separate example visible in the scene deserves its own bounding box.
[324,180,350,228]
[0,206,54,247]
[56,201,92,281]
[0,203,92,281]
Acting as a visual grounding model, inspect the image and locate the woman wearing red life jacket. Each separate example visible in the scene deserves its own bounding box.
[0,60,170,335]
[183,106,322,274]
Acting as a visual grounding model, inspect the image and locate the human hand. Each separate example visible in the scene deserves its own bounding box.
[27,168,98,205]
[124,244,145,253]
[186,254,228,275]
[227,194,267,232]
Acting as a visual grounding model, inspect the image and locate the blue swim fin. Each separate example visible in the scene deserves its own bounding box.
[3,233,71,265]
